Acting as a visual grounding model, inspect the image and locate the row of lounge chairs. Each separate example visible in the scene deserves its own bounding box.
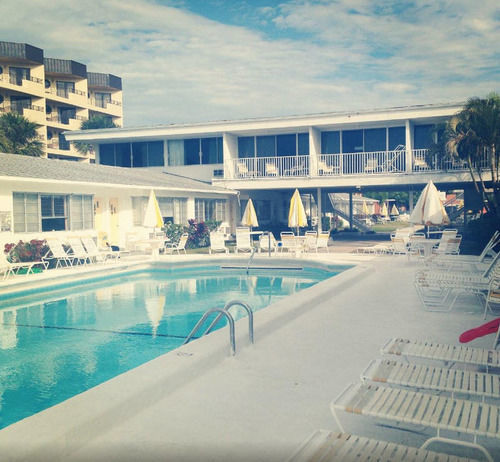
[414,232,500,316]
[1,237,121,279]
[289,337,500,462]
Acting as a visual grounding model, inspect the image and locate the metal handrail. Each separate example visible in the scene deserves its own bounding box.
[204,300,254,344]
[183,307,236,355]
[182,300,254,355]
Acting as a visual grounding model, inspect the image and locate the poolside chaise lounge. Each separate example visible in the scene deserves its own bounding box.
[288,429,477,462]
[381,338,500,370]
[67,237,94,265]
[362,358,500,399]
[81,236,119,262]
[1,251,43,280]
[258,232,278,253]
[43,238,76,268]
[316,232,330,253]
[330,382,498,461]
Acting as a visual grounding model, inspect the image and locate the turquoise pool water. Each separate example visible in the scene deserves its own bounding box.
[0,265,344,429]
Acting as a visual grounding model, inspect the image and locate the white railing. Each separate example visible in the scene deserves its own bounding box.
[227,149,485,179]
[233,155,310,178]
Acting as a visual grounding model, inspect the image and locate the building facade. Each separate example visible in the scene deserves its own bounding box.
[0,41,123,162]
[66,102,489,230]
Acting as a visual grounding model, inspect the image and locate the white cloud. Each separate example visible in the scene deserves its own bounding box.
[0,0,498,126]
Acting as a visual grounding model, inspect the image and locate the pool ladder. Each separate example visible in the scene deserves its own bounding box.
[182,300,254,355]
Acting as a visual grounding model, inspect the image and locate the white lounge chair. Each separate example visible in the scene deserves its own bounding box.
[280,232,300,254]
[1,251,39,280]
[209,231,229,254]
[67,237,93,265]
[414,252,499,313]
[303,231,318,252]
[331,382,497,462]
[317,160,338,175]
[81,236,119,262]
[43,238,76,268]
[288,429,477,462]
[316,232,330,253]
[235,227,253,253]
[381,338,500,370]
[265,162,278,176]
[362,358,500,399]
[165,233,188,255]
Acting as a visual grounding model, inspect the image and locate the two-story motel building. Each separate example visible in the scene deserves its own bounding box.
[65,101,488,232]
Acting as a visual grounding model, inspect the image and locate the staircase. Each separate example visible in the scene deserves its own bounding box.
[328,193,372,232]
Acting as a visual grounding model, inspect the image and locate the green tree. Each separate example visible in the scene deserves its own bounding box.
[0,112,43,156]
[75,115,117,154]
[438,93,500,216]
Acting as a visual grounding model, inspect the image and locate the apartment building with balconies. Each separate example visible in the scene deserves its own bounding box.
[0,40,122,162]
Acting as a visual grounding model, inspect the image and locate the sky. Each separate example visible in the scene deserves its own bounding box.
[1,0,499,127]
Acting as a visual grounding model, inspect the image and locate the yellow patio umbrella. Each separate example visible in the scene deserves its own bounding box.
[143,190,163,229]
[390,204,399,216]
[241,198,259,228]
[380,202,389,217]
[288,189,308,235]
[362,200,369,217]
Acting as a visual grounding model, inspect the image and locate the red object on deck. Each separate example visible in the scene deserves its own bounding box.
[459,318,500,343]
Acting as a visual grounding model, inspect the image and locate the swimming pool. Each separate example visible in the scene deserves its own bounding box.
[0,263,347,429]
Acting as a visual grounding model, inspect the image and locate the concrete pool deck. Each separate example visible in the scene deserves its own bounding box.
[0,250,498,461]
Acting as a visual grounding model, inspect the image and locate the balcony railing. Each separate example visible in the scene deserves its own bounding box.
[89,98,122,108]
[228,149,485,180]
[2,104,44,115]
[45,87,87,98]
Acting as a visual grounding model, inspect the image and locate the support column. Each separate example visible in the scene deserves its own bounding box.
[349,192,353,230]
[405,119,413,173]
[317,187,322,232]
[309,126,321,177]
[409,190,414,213]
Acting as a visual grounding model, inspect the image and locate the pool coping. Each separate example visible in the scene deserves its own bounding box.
[0,257,370,460]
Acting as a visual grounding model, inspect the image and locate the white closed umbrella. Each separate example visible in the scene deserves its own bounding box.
[143,190,163,229]
[241,198,259,229]
[390,204,399,216]
[410,181,449,226]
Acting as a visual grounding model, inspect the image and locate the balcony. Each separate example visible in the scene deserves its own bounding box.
[45,86,87,106]
[0,103,45,124]
[88,97,122,117]
[228,150,482,180]
[46,114,86,130]
[0,74,44,97]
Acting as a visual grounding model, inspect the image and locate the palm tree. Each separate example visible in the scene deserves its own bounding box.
[75,115,117,154]
[441,93,500,216]
[0,112,43,156]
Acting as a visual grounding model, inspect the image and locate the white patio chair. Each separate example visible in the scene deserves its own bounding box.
[237,162,254,178]
[303,231,318,252]
[432,236,462,256]
[265,162,278,176]
[389,237,408,256]
[316,232,330,253]
[279,232,299,254]
[407,232,426,259]
[235,227,253,253]
[209,231,229,254]
[364,158,379,173]
[165,233,188,255]
[317,160,338,175]
[43,238,76,268]
[258,232,278,253]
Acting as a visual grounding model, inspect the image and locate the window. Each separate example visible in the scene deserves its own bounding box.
[342,130,364,153]
[238,137,255,158]
[298,133,309,155]
[132,196,187,225]
[364,128,386,152]
[13,193,93,232]
[69,195,93,230]
[94,92,111,108]
[256,136,275,157]
[56,81,75,98]
[321,131,340,154]
[414,125,434,149]
[195,199,226,222]
[9,67,30,85]
[184,138,200,165]
[10,95,31,114]
[389,127,405,150]
[276,134,296,156]
[99,142,165,167]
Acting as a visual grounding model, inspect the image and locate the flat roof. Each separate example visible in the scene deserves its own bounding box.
[65,101,464,143]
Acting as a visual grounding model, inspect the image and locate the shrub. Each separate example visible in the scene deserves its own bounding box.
[4,239,48,263]
[163,222,185,244]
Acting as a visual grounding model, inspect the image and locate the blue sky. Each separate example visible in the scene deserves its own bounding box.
[1,0,498,126]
